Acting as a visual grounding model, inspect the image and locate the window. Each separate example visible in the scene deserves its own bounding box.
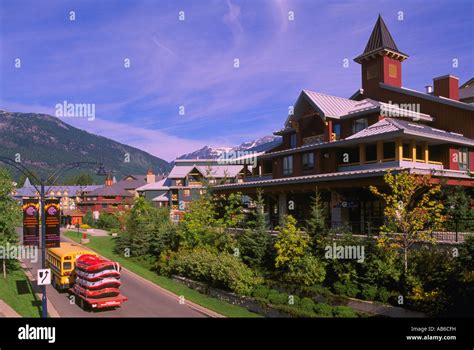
[429,145,442,162]
[402,142,411,159]
[101,204,107,209]
[302,152,314,171]
[339,148,359,164]
[290,133,297,148]
[416,143,424,161]
[183,189,190,197]
[388,63,398,78]
[175,179,182,186]
[459,148,469,170]
[333,124,341,140]
[352,118,368,134]
[63,262,72,270]
[367,64,377,80]
[366,144,377,162]
[283,156,293,175]
[383,142,396,160]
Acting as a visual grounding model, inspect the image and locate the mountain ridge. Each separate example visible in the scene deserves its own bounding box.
[178,135,281,160]
[0,111,171,181]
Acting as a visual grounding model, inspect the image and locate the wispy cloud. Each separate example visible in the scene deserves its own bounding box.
[1,0,472,160]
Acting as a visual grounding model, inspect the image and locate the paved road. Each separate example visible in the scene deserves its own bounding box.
[17,229,206,317]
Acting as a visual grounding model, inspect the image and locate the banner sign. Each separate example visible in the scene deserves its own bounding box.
[45,199,61,248]
[22,199,40,246]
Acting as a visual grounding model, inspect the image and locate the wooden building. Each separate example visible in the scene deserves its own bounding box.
[214,15,474,232]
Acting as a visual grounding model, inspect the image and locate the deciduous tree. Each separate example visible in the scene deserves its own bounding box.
[370,171,445,274]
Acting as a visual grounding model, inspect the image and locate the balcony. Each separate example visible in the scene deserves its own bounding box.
[302,134,325,146]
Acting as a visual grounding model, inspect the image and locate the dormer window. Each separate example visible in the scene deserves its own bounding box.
[290,133,297,149]
[352,118,368,134]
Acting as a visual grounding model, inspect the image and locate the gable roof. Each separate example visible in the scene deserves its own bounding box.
[460,78,474,89]
[168,164,247,179]
[136,178,171,191]
[287,90,432,124]
[152,194,169,202]
[85,184,132,197]
[347,118,474,146]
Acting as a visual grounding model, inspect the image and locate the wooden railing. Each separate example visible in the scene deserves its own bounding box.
[302,134,325,145]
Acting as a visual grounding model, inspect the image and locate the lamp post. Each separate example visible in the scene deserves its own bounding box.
[0,158,107,318]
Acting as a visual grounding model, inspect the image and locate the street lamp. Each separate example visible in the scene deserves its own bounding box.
[0,158,107,318]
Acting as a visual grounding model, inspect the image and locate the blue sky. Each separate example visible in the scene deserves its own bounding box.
[1,0,473,161]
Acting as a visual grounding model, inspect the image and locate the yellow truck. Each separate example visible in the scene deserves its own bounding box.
[46,242,97,291]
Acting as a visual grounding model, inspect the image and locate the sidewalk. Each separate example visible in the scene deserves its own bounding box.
[0,299,21,317]
[62,227,109,237]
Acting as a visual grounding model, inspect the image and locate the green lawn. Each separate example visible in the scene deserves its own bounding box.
[0,267,42,317]
[64,231,260,317]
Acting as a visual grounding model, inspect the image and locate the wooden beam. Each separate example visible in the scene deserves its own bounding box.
[359,144,366,164]
[376,141,383,163]
[410,140,416,162]
[423,142,429,163]
[395,138,402,161]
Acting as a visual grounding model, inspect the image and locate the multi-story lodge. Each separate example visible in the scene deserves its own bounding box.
[137,159,251,221]
[79,170,163,218]
[215,15,474,232]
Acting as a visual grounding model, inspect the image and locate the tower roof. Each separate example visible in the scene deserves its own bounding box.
[354,15,408,63]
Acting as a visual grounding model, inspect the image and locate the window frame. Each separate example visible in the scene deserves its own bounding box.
[352,117,368,134]
[290,133,297,149]
[282,156,293,175]
[459,148,469,171]
[302,152,315,171]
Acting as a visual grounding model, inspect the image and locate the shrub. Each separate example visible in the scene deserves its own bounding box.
[407,286,448,316]
[285,254,326,286]
[360,284,378,301]
[274,215,308,268]
[268,290,289,305]
[377,287,391,304]
[156,246,261,295]
[271,304,315,318]
[313,303,333,317]
[333,305,357,318]
[252,285,271,299]
[97,213,120,230]
[333,281,360,298]
[289,295,300,307]
[302,284,333,299]
[299,297,315,313]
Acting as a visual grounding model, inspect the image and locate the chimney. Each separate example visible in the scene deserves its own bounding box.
[433,75,459,101]
[146,167,155,184]
[425,85,433,94]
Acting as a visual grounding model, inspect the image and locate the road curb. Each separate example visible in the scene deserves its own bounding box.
[19,260,60,318]
[63,236,225,318]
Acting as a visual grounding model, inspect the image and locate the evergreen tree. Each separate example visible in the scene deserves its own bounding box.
[238,189,271,269]
[306,187,327,251]
[83,209,95,227]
